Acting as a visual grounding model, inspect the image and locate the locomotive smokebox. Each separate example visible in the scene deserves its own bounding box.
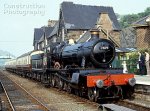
[90,28,100,39]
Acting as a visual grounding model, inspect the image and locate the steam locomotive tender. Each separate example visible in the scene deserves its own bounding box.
[5,29,136,102]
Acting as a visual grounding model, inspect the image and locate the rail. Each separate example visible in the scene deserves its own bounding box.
[117,100,150,111]
[0,82,15,111]
[5,74,50,111]
[0,71,50,111]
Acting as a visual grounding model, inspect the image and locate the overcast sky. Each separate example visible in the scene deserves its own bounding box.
[0,0,150,57]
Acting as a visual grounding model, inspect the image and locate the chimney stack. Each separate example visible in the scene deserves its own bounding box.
[90,28,100,39]
[48,20,57,27]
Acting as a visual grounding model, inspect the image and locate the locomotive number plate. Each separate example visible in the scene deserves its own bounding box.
[100,46,109,50]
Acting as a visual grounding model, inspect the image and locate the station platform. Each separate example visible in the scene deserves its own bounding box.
[135,75,150,85]
[134,75,150,95]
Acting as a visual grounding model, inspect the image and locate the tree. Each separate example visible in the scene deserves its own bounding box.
[119,7,150,28]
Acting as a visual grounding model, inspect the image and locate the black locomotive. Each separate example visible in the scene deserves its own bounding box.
[5,28,135,102]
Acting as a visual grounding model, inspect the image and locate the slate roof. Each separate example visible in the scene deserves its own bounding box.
[48,21,59,38]
[33,28,44,46]
[45,27,54,38]
[61,2,121,30]
[38,26,54,43]
[132,15,150,26]
[120,27,136,48]
[38,35,44,43]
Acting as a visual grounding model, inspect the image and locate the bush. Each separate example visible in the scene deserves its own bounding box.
[128,48,150,60]
[126,48,150,74]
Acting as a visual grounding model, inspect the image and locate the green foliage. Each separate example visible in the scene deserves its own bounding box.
[126,49,150,74]
[119,7,150,28]
[128,52,138,60]
[128,48,150,60]
[139,7,150,17]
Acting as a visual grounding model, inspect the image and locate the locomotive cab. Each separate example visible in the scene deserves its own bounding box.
[43,45,53,69]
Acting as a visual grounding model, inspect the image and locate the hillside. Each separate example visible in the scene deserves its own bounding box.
[119,7,150,28]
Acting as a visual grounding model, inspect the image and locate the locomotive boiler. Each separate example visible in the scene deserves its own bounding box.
[52,29,115,68]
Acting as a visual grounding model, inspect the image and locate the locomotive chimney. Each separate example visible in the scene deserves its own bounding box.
[90,28,100,39]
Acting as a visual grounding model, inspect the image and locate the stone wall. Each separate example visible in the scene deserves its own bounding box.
[97,12,113,31]
[109,30,121,46]
[66,30,85,41]
[48,20,57,27]
[136,27,150,49]
[97,12,121,47]
[120,27,136,48]
[99,31,107,39]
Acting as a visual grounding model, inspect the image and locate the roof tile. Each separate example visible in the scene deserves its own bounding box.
[61,2,121,30]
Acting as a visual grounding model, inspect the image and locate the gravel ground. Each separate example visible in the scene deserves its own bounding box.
[3,71,99,111]
[126,94,150,109]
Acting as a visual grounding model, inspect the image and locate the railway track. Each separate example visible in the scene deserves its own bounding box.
[1,70,150,111]
[0,82,15,111]
[98,99,150,111]
[1,70,100,111]
[110,99,150,111]
[0,71,50,111]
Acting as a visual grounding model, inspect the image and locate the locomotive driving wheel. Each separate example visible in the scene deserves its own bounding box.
[51,75,56,87]
[88,88,98,102]
[123,86,134,99]
[109,86,123,99]
[58,77,64,90]
[41,72,46,84]
[66,83,72,93]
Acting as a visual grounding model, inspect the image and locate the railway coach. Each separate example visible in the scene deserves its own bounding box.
[5,50,44,77]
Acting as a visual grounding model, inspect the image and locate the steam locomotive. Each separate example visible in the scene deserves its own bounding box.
[5,29,135,102]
